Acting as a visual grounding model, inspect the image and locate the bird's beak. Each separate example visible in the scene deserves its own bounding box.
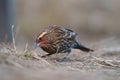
[34,42,40,48]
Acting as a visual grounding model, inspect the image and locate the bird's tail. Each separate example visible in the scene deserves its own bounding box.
[74,41,94,52]
[78,45,94,52]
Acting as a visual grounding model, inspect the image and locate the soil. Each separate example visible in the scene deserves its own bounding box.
[0,36,120,80]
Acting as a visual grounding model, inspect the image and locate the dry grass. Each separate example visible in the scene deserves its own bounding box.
[0,28,120,80]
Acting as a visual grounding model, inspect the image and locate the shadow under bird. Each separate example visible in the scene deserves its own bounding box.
[35,25,94,62]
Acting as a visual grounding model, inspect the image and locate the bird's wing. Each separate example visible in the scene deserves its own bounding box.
[64,28,77,40]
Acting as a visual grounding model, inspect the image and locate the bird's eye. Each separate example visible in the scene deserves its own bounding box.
[39,38,42,41]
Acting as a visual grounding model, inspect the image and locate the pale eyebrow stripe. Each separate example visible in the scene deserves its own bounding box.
[37,31,47,39]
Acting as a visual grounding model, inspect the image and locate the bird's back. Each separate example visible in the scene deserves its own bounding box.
[44,26,77,53]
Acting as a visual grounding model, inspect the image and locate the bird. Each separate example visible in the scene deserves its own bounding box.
[35,25,94,62]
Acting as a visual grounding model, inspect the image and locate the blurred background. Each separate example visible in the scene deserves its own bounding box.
[1,1,120,80]
[1,0,120,47]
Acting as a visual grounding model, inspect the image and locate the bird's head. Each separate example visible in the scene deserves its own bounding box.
[35,31,48,48]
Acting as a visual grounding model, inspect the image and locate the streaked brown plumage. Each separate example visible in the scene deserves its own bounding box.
[35,25,94,61]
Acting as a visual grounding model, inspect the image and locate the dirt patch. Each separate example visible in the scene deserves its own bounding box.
[0,37,120,80]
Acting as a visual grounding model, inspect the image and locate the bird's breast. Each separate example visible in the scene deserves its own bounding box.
[40,41,57,54]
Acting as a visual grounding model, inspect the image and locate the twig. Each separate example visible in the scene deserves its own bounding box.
[91,56,120,67]
[67,66,81,71]
[11,25,17,53]
[6,60,23,69]
[24,43,28,53]
[32,51,51,65]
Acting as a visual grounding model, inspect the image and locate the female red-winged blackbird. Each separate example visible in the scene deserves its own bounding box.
[35,25,94,62]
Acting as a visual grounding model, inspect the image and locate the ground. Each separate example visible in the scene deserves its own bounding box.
[0,36,120,80]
